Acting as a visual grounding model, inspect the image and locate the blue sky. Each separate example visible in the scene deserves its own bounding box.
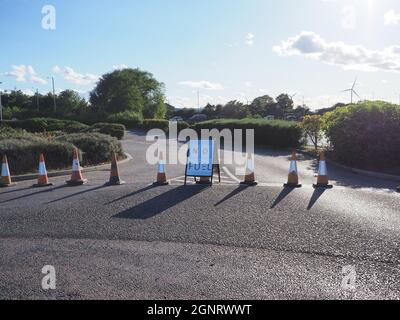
[1,0,400,109]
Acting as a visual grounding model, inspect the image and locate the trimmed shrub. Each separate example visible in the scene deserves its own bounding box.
[0,118,89,133]
[55,132,124,165]
[141,119,169,132]
[177,121,190,131]
[322,101,400,170]
[193,118,303,148]
[106,111,143,128]
[0,135,75,175]
[89,123,125,140]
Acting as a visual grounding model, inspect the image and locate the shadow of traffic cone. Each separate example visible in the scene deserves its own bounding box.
[240,153,258,186]
[33,153,53,187]
[313,152,333,189]
[153,152,169,186]
[284,150,302,188]
[0,154,16,188]
[66,148,88,186]
[105,152,125,186]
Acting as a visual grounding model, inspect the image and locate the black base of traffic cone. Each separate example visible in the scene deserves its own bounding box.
[33,183,53,188]
[153,181,169,186]
[105,177,126,186]
[313,183,333,189]
[240,181,258,186]
[66,179,88,186]
[284,183,302,188]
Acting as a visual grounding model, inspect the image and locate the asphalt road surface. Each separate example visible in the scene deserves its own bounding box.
[0,130,399,300]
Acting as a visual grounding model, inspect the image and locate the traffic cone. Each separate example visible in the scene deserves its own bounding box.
[105,152,125,186]
[153,152,169,186]
[240,153,257,186]
[313,152,333,189]
[0,155,16,188]
[284,150,302,188]
[66,148,88,186]
[33,153,53,187]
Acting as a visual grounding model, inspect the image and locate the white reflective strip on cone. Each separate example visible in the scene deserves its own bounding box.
[289,160,298,174]
[318,160,328,176]
[158,162,165,173]
[72,159,80,171]
[38,162,47,175]
[1,163,10,177]
[247,159,254,172]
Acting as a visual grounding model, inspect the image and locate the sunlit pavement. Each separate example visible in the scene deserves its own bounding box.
[0,131,399,300]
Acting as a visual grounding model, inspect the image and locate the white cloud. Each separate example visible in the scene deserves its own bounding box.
[384,10,400,25]
[245,33,255,45]
[112,64,129,70]
[3,65,47,84]
[273,31,400,73]
[167,95,228,109]
[53,66,99,85]
[341,6,356,30]
[179,80,224,90]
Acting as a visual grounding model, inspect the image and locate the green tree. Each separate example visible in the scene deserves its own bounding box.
[276,93,294,113]
[221,100,249,119]
[300,115,323,151]
[90,68,166,119]
[56,90,89,117]
[249,95,275,117]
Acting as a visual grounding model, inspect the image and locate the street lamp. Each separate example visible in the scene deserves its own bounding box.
[47,76,57,113]
[32,87,40,113]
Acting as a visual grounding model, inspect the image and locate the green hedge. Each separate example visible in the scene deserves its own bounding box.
[193,118,303,148]
[0,128,76,175]
[141,119,169,131]
[55,133,124,165]
[322,101,400,170]
[106,111,143,128]
[0,128,124,174]
[1,118,90,133]
[89,123,125,140]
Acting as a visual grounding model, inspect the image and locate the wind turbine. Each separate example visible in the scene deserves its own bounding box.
[342,78,361,104]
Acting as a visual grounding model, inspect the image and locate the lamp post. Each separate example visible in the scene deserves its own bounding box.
[47,76,57,113]
[32,88,40,113]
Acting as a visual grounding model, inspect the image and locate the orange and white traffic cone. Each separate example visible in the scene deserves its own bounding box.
[240,153,258,186]
[66,148,88,186]
[33,153,53,187]
[313,152,333,189]
[284,150,302,188]
[0,155,16,188]
[153,152,169,186]
[105,152,125,186]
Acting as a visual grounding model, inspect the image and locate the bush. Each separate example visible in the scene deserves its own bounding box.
[0,134,75,175]
[106,111,143,128]
[55,132,124,165]
[141,119,169,132]
[0,118,89,133]
[89,123,125,140]
[322,101,400,170]
[193,118,303,148]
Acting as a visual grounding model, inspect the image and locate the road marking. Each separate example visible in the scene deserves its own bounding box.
[222,166,242,183]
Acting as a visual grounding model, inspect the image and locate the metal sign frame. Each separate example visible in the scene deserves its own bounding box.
[184,140,221,186]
